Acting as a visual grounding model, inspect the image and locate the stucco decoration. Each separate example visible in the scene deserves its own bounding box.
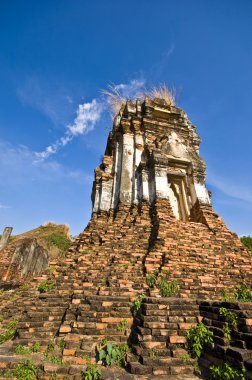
[91,98,211,219]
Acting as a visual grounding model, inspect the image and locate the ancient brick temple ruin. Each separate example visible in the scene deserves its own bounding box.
[0,96,252,379]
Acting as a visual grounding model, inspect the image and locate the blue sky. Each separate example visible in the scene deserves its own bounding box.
[0,0,251,236]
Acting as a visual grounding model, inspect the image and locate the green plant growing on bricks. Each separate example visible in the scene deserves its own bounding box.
[81,362,101,380]
[187,322,214,359]
[158,277,178,297]
[219,307,238,340]
[210,361,246,380]
[11,359,38,380]
[235,284,252,301]
[117,319,128,333]
[146,271,158,288]
[0,320,17,344]
[15,342,41,355]
[98,339,129,367]
[38,280,56,293]
[131,294,146,314]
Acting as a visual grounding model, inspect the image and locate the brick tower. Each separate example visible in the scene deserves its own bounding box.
[0,95,252,379]
[71,96,252,299]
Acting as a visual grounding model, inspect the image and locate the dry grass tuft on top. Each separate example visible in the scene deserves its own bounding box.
[101,83,127,115]
[102,83,176,115]
[147,84,176,106]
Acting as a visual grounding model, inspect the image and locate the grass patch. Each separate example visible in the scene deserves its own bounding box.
[9,359,38,380]
[38,280,56,293]
[0,320,17,344]
[46,233,71,254]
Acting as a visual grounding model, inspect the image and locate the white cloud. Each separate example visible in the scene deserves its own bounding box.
[35,99,103,161]
[31,79,145,161]
[67,99,103,136]
[113,79,146,99]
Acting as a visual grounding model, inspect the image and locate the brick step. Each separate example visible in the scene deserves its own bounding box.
[128,361,195,376]
[140,356,195,367]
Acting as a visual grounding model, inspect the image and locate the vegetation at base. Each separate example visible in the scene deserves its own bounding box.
[240,235,252,252]
[219,307,237,340]
[81,362,101,380]
[157,277,178,297]
[98,338,129,367]
[0,320,17,344]
[48,265,57,273]
[187,322,214,359]
[210,361,246,380]
[46,233,71,254]
[38,280,56,293]
[131,294,146,314]
[235,284,252,302]
[221,284,252,302]
[146,271,157,288]
[181,353,191,363]
[43,339,64,364]
[148,347,158,358]
[117,319,128,333]
[6,360,38,380]
[15,342,41,355]
[19,284,29,291]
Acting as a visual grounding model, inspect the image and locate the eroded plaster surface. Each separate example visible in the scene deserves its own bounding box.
[91,98,211,219]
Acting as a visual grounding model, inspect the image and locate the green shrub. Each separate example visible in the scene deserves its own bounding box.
[81,362,101,380]
[219,307,237,340]
[117,319,128,333]
[187,322,214,359]
[240,236,252,252]
[15,342,41,355]
[158,277,178,297]
[43,340,63,364]
[221,284,252,302]
[31,342,41,353]
[38,280,56,293]
[210,361,246,380]
[98,339,129,367]
[146,272,157,288]
[15,345,32,355]
[12,360,38,380]
[58,339,65,353]
[47,233,71,253]
[131,294,145,314]
[235,284,252,302]
[0,320,17,344]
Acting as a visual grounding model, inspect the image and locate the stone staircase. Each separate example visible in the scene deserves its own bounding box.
[127,298,200,377]
[199,301,252,380]
[0,198,252,378]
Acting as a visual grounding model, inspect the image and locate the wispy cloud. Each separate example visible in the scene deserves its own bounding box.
[17,76,76,126]
[0,204,9,209]
[0,139,91,186]
[207,172,252,205]
[35,99,103,161]
[111,79,146,99]
[149,43,175,80]
[35,79,146,161]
